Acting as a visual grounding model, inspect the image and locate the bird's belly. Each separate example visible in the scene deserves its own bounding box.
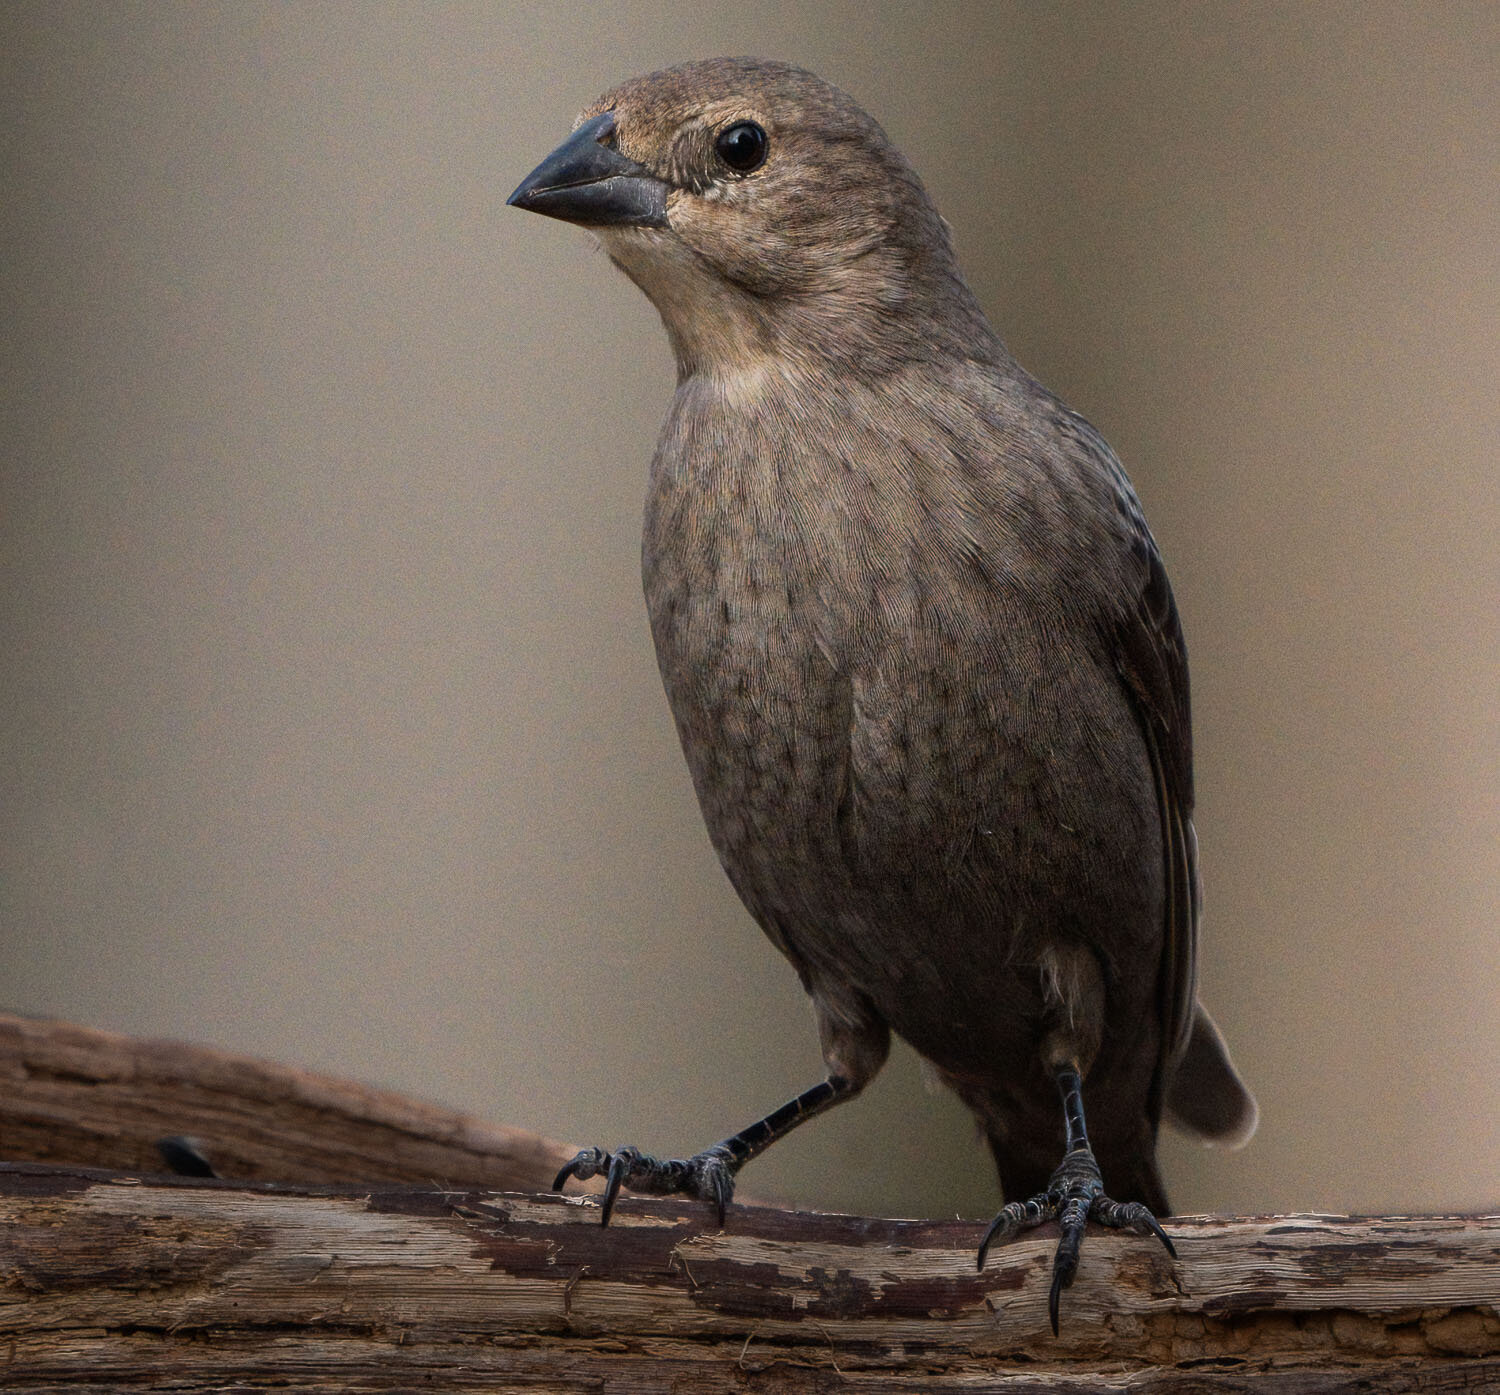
[646,561,1161,1073]
[647,570,851,924]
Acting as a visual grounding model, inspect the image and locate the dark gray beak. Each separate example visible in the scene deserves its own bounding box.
[507,112,670,229]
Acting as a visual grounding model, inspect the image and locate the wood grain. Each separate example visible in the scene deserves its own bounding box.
[1,1165,1496,1390]
[2,1013,1495,1390]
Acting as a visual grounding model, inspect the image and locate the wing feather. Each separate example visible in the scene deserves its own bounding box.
[1109,487,1199,1083]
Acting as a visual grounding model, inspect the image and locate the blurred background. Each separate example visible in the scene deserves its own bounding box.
[3,1,1497,1221]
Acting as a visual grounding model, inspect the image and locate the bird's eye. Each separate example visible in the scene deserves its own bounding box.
[715,120,769,175]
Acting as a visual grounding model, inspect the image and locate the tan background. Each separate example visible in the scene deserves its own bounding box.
[3,2,1497,1221]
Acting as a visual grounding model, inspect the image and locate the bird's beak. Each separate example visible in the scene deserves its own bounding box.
[507,111,670,229]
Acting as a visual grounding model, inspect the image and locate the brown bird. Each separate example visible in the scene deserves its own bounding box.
[509,57,1256,1331]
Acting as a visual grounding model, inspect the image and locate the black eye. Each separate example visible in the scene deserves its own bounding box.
[715,120,768,174]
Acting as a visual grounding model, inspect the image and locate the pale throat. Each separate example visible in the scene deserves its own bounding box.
[597,228,784,377]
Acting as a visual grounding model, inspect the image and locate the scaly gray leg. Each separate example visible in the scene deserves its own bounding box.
[554,1074,855,1224]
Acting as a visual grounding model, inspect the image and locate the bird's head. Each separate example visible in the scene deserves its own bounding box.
[509,58,995,380]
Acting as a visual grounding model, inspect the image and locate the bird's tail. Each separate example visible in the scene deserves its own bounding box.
[1164,1003,1259,1149]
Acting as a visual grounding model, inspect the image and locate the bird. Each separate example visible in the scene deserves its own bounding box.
[508,57,1257,1332]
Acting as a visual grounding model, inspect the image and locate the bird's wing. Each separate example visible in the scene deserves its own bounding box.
[1099,448,1199,1086]
[1049,400,1199,1096]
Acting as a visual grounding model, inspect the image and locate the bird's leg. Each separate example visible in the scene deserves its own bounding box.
[554,1074,856,1225]
[976,1061,1174,1334]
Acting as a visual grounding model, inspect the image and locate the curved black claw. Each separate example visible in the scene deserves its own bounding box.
[976,1147,1174,1335]
[552,1143,738,1226]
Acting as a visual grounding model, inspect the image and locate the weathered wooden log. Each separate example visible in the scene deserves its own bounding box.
[0,1012,580,1191]
[2,1015,1496,1388]
[0,1164,1497,1391]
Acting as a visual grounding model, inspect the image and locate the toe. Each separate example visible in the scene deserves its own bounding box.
[553,1146,610,1192]
[693,1151,735,1224]
[976,1194,1057,1271]
[601,1149,636,1226]
[1090,1195,1176,1256]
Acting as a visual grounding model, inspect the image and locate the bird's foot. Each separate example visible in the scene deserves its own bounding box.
[553,1143,737,1226]
[976,1145,1174,1334]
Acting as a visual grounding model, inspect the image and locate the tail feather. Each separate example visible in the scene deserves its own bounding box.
[1165,1003,1258,1149]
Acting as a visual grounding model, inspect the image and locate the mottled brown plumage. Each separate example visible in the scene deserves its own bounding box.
[510,57,1255,1329]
